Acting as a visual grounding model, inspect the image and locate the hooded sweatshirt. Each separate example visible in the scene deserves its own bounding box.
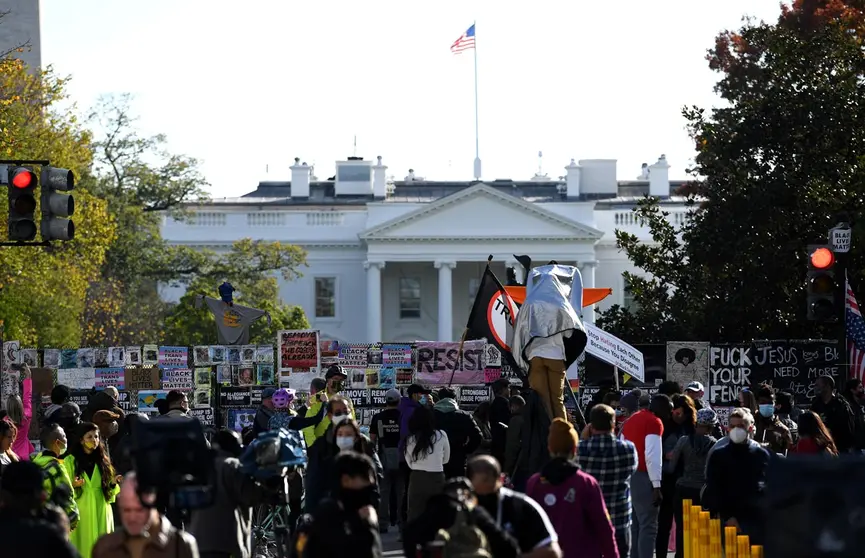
[526,458,619,558]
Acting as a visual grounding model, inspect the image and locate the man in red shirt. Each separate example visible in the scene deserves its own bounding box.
[620,394,671,558]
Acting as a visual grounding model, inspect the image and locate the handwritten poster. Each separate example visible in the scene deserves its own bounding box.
[95,368,125,390]
[414,340,486,385]
[57,368,96,390]
[124,367,160,392]
[278,330,320,372]
[158,346,188,369]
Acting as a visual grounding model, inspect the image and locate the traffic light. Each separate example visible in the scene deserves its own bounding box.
[5,166,38,241]
[806,245,840,322]
[40,166,75,241]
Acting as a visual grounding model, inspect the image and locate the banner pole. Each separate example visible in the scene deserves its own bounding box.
[448,328,470,387]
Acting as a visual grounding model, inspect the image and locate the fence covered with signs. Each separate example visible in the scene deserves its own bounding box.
[0,332,515,435]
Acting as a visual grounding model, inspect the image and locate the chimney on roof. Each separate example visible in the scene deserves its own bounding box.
[290,157,311,198]
[638,163,650,180]
[565,159,581,199]
[648,154,670,198]
[373,156,387,199]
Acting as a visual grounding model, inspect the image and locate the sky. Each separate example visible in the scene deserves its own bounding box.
[38,0,784,199]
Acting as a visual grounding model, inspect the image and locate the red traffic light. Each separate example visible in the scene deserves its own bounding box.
[11,169,34,189]
[810,247,835,269]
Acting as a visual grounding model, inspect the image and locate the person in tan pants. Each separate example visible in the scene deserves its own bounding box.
[526,332,571,421]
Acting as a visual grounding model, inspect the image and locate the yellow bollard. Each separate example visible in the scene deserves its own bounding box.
[750,546,763,558]
[709,518,722,558]
[724,526,738,558]
[737,535,751,558]
[683,499,692,558]
[692,506,703,558]
[700,512,711,558]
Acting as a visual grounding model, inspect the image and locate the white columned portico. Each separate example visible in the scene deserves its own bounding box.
[365,261,385,342]
[435,260,456,341]
[579,260,597,323]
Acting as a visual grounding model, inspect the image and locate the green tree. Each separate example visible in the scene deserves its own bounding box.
[0,60,116,347]
[162,239,309,345]
[597,0,865,344]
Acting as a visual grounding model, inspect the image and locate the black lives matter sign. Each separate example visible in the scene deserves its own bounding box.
[708,340,840,405]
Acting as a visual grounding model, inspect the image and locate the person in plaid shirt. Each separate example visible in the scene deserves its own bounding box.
[579,403,638,558]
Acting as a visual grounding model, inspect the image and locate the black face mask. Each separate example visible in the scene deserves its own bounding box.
[339,485,379,512]
[476,492,499,515]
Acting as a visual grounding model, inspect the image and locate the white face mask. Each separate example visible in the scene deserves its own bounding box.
[332,413,348,426]
[728,427,748,444]
[336,436,355,451]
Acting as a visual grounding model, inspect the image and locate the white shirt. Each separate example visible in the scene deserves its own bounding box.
[526,331,572,361]
[404,430,450,472]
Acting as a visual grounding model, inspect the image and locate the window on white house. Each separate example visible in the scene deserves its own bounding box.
[399,277,422,319]
[468,277,481,310]
[623,276,641,312]
[314,277,337,318]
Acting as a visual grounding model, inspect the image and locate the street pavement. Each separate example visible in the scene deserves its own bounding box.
[381,529,404,557]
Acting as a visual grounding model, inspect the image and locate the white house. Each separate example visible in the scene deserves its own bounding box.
[160,154,689,344]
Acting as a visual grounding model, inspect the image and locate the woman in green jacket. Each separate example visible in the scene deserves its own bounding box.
[63,422,120,558]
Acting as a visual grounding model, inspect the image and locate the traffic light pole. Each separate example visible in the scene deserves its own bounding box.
[0,159,51,165]
[1,158,71,247]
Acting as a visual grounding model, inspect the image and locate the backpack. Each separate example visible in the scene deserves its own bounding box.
[432,506,492,558]
[268,411,294,431]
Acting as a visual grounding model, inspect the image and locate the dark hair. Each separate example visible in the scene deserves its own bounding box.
[817,375,836,390]
[509,395,526,409]
[214,428,243,457]
[467,454,501,480]
[51,385,71,405]
[438,387,457,400]
[40,423,65,450]
[154,399,168,415]
[310,377,327,393]
[675,348,696,364]
[844,379,863,399]
[755,384,775,402]
[165,390,186,407]
[408,407,438,462]
[602,391,622,406]
[334,419,371,454]
[334,450,375,482]
[776,391,795,414]
[0,419,18,445]
[797,411,838,456]
[69,422,116,501]
[491,379,510,395]
[658,381,682,396]
[590,404,616,432]
[672,394,697,428]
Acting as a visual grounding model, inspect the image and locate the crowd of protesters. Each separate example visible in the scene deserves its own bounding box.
[2,355,864,558]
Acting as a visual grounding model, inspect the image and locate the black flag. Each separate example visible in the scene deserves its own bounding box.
[466,266,523,379]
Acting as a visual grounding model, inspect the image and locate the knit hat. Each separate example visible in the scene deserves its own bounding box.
[696,408,718,426]
[548,418,579,456]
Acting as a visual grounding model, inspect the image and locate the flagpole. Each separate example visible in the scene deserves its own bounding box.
[473,21,481,181]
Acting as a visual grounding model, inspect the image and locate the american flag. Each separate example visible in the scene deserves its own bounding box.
[847,279,865,382]
[451,24,476,54]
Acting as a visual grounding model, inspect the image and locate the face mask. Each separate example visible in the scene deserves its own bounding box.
[332,413,348,426]
[339,485,379,511]
[56,443,67,455]
[476,492,499,514]
[419,395,429,406]
[758,404,774,418]
[336,436,355,451]
[729,427,748,444]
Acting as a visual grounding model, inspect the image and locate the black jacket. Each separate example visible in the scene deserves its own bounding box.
[811,394,856,453]
[489,396,512,464]
[0,509,80,558]
[433,400,483,477]
[303,498,382,558]
[704,440,770,523]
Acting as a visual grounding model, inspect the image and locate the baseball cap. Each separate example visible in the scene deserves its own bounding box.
[324,365,347,380]
[407,383,431,396]
[261,387,277,399]
[385,388,401,402]
[685,381,704,393]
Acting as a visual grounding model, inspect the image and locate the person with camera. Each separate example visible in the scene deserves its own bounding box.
[92,472,199,558]
[188,429,272,558]
[0,460,81,558]
[298,451,382,558]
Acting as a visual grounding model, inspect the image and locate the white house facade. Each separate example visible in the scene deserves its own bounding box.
[160,155,690,344]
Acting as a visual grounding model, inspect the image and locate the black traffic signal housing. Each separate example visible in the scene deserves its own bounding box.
[5,165,38,241]
[806,244,841,322]
[40,166,75,241]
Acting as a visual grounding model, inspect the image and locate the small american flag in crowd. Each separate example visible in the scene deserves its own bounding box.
[847,279,865,382]
[451,24,476,54]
